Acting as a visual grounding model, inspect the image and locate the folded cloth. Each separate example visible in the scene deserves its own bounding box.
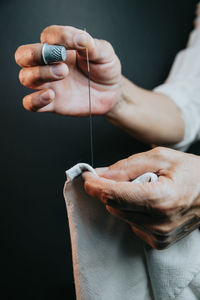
[64,163,200,300]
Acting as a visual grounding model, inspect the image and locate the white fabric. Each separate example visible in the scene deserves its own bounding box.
[64,163,200,300]
[154,16,200,151]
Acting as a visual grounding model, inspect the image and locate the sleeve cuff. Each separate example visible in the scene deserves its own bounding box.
[154,80,200,151]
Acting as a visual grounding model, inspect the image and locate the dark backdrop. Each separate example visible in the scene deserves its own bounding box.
[1,0,199,299]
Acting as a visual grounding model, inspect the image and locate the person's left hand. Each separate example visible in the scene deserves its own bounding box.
[82,147,200,249]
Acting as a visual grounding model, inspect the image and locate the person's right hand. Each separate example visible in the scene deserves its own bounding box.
[83,147,200,249]
[15,26,122,116]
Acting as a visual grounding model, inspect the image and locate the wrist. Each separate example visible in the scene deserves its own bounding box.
[106,75,138,122]
[105,75,185,145]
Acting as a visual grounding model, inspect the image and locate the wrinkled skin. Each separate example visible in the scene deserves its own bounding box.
[15,25,121,116]
[83,147,200,249]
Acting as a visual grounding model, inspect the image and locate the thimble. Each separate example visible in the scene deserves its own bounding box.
[42,43,67,64]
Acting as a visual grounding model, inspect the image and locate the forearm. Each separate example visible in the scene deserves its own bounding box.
[106,76,185,145]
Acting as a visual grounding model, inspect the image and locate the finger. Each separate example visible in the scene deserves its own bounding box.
[95,147,172,181]
[15,42,76,68]
[105,206,197,236]
[23,89,55,112]
[83,172,162,211]
[105,206,168,225]
[107,205,200,247]
[15,43,43,67]
[19,63,69,89]
[130,216,200,250]
[41,25,115,63]
[106,206,168,249]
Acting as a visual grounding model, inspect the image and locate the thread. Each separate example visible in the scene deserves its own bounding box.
[86,46,94,167]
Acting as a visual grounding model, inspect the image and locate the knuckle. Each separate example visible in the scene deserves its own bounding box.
[113,158,127,171]
[100,39,114,52]
[151,146,173,161]
[84,180,112,204]
[60,27,71,42]
[99,187,112,204]
[151,146,165,157]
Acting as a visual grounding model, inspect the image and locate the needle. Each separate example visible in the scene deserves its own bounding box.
[85,29,94,167]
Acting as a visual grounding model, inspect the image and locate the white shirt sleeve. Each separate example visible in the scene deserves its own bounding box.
[153,14,200,151]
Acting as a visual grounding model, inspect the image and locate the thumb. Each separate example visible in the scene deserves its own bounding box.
[95,148,169,181]
[83,171,162,210]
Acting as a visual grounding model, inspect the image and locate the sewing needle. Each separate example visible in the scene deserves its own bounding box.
[85,29,94,167]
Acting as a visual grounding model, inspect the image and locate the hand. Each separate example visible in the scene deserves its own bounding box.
[15,25,184,146]
[83,147,200,249]
[15,26,121,116]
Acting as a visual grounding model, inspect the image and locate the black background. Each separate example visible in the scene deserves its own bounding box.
[1,0,200,299]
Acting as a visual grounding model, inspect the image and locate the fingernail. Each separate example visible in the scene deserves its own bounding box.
[51,64,66,78]
[40,90,54,103]
[74,33,87,47]
[95,167,108,175]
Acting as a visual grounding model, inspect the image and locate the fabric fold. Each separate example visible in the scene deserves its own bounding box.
[64,163,200,300]
[64,163,154,300]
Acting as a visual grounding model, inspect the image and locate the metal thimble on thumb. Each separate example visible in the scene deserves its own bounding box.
[42,43,67,64]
